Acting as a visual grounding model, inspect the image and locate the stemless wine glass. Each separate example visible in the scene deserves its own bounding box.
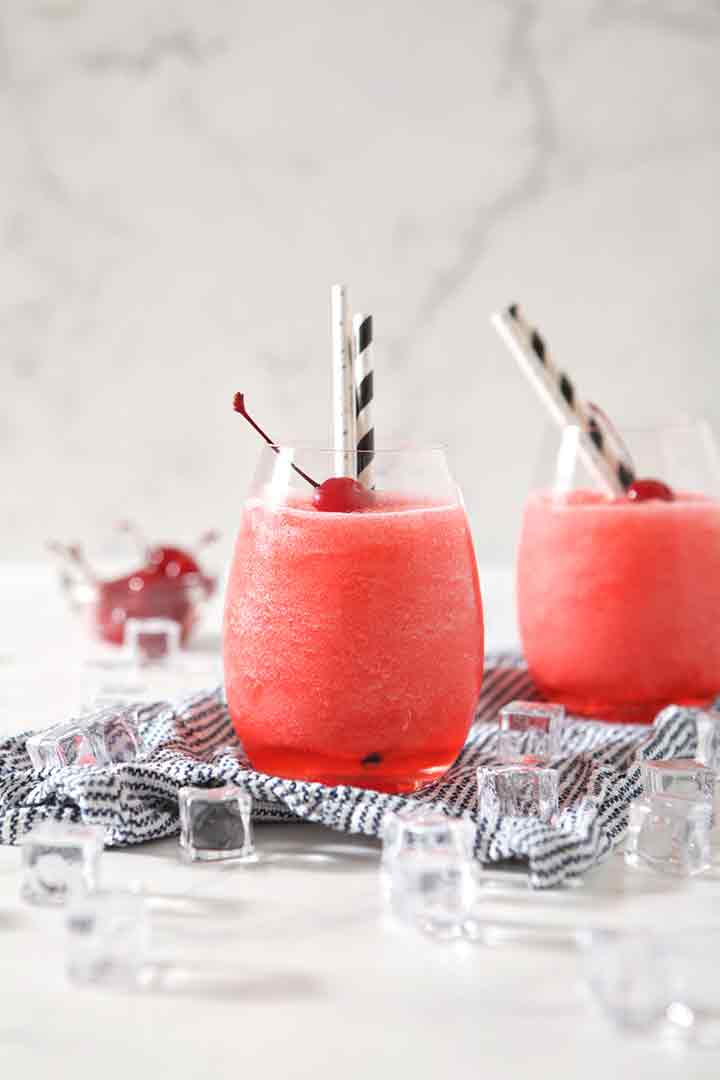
[517,421,720,723]
[223,447,484,792]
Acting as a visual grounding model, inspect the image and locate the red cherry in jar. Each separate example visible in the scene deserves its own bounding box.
[93,567,194,646]
[312,477,375,513]
[147,545,200,578]
[626,478,675,503]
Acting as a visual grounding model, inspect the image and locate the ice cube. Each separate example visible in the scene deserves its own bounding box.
[497,700,565,764]
[583,932,673,1032]
[640,759,715,815]
[381,808,477,939]
[693,711,720,773]
[26,721,97,770]
[86,708,142,764]
[21,822,105,906]
[178,785,255,862]
[66,890,149,988]
[476,763,559,823]
[625,795,712,877]
[26,707,141,770]
[585,929,720,1045]
[662,931,720,1048]
[125,617,181,666]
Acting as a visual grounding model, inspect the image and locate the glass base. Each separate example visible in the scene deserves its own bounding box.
[242,745,459,794]
[533,689,717,726]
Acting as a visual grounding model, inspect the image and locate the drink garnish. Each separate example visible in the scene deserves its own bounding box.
[233,391,375,510]
[627,479,675,503]
[232,392,318,489]
[312,476,375,513]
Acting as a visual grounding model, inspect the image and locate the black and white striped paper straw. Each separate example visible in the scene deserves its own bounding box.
[491,305,635,496]
[353,314,374,489]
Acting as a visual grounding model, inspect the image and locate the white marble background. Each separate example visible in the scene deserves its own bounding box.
[1,0,719,565]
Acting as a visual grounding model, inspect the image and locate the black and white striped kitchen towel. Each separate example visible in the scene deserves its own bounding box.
[0,654,707,887]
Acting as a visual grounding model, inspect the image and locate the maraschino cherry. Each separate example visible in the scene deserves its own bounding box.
[313,477,374,513]
[147,545,200,577]
[627,478,675,503]
[49,528,218,646]
[117,521,220,579]
[233,391,375,512]
[582,403,675,504]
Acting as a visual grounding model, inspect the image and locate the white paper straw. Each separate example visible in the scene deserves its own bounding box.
[331,284,356,478]
[353,313,374,489]
[491,307,630,496]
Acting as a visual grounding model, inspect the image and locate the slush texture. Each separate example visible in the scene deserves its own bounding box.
[223,494,484,791]
[518,490,720,722]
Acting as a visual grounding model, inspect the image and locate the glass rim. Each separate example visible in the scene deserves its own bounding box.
[263,442,449,455]
[528,490,720,504]
[558,417,713,435]
[582,925,720,949]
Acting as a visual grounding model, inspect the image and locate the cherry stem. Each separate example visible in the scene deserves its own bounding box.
[196,529,221,549]
[46,541,97,583]
[115,519,149,558]
[233,393,318,489]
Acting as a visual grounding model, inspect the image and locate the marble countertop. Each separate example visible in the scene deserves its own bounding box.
[1,564,720,1079]
[3,1,720,567]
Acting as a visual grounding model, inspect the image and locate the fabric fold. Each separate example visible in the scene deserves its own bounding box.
[0,658,709,887]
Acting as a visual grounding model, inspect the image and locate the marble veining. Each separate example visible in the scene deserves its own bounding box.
[1,0,719,564]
